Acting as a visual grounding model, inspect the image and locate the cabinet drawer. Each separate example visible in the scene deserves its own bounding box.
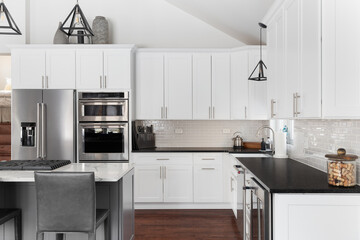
[133,153,193,165]
[194,153,222,165]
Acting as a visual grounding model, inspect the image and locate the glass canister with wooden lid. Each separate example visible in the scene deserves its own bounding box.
[325,148,357,187]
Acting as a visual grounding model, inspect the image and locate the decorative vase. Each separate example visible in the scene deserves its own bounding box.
[53,22,69,44]
[92,16,109,44]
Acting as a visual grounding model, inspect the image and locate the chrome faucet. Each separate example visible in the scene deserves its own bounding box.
[256,126,275,154]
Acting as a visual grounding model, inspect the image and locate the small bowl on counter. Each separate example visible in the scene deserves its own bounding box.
[325,148,358,187]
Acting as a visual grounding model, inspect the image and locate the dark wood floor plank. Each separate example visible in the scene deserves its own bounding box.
[135,209,241,240]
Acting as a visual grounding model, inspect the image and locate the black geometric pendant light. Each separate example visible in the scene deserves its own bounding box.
[0,0,22,35]
[248,23,267,81]
[60,0,94,37]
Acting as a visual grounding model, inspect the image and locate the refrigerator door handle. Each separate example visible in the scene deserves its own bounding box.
[36,103,41,159]
[41,103,47,159]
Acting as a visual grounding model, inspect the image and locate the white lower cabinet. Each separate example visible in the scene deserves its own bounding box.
[134,165,163,202]
[134,153,226,205]
[134,153,193,203]
[164,165,193,202]
[273,194,360,240]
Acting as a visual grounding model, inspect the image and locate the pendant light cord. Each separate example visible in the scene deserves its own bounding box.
[260,27,262,61]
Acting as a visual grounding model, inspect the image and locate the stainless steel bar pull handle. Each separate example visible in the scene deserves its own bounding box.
[201,168,215,170]
[230,177,234,191]
[165,107,168,119]
[202,158,215,161]
[46,76,49,89]
[212,106,215,119]
[42,76,44,89]
[295,92,301,116]
[104,76,107,88]
[157,158,170,161]
[293,93,296,117]
[271,99,276,118]
[36,103,41,158]
[41,103,46,159]
[245,106,247,119]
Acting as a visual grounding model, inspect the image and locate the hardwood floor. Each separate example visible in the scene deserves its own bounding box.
[135,209,241,240]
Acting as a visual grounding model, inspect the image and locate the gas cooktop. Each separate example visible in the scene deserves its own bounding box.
[0,160,71,170]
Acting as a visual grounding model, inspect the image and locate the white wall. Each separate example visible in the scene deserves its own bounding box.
[0,56,11,89]
[28,0,244,48]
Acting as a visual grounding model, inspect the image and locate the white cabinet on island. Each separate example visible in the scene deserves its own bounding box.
[0,163,135,240]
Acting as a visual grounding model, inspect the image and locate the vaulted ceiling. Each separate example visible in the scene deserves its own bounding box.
[165,0,275,45]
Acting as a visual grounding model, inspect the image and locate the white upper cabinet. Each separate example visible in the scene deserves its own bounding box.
[136,52,164,120]
[212,53,231,120]
[103,49,132,89]
[46,50,76,89]
[299,0,321,118]
[322,0,360,118]
[12,49,76,89]
[12,50,46,89]
[76,50,104,90]
[247,49,268,120]
[230,50,248,120]
[193,53,212,120]
[164,53,193,120]
[266,0,321,119]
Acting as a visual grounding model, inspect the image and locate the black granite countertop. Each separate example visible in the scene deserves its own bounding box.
[237,157,360,194]
[132,147,270,154]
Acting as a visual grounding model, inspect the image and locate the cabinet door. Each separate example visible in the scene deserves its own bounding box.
[272,10,287,119]
[164,53,193,119]
[135,52,164,120]
[194,165,223,202]
[322,0,360,117]
[46,50,76,89]
[193,53,212,120]
[247,50,268,120]
[212,53,231,120]
[298,0,321,118]
[267,19,278,119]
[163,165,193,202]
[284,0,300,119]
[103,49,131,89]
[231,174,237,218]
[76,50,103,90]
[12,49,45,89]
[231,51,248,120]
[134,165,163,202]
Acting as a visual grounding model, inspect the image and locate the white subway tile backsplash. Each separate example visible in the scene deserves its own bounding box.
[289,119,360,184]
[135,120,267,148]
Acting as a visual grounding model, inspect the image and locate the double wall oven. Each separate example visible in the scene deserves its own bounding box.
[78,92,129,162]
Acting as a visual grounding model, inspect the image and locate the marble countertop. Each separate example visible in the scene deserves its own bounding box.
[0,163,134,182]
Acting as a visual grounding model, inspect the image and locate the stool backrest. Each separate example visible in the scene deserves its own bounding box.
[35,172,96,233]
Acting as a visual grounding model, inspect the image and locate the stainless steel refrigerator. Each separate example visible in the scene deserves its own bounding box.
[11,90,76,162]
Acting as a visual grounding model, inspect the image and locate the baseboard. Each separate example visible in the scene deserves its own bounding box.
[135,202,232,210]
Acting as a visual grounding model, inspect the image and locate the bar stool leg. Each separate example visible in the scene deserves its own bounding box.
[36,232,44,240]
[14,212,22,240]
[88,232,96,240]
[56,233,65,240]
[104,216,110,240]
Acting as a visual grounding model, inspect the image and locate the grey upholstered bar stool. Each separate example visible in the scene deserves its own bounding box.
[34,172,110,240]
[0,209,21,240]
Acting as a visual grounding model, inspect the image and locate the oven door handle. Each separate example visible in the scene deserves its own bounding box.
[80,124,127,129]
[79,100,126,105]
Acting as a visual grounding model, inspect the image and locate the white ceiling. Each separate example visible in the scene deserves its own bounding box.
[165,0,275,45]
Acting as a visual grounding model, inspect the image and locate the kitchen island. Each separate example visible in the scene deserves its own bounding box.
[0,163,134,240]
[237,157,360,240]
